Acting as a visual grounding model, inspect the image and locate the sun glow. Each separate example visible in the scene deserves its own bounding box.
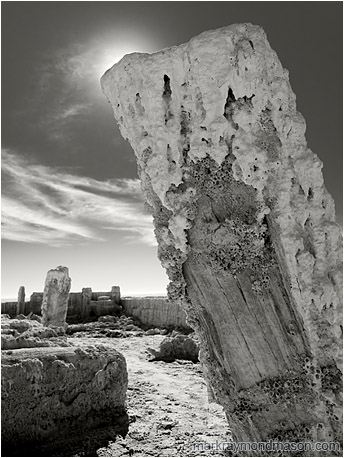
[92,34,156,79]
[59,32,157,94]
[95,45,140,77]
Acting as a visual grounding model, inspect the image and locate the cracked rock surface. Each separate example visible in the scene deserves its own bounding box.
[101,23,342,453]
[1,344,128,456]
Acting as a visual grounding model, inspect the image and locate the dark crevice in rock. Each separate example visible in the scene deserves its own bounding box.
[224,89,255,130]
[223,87,236,121]
[180,108,191,137]
[162,74,172,99]
[180,107,191,161]
[304,217,316,257]
[135,92,145,116]
[163,74,173,125]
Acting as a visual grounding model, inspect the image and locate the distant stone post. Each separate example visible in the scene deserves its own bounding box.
[111,286,122,315]
[111,286,121,304]
[81,287,92,318]
[41,266,71,327]
[16,286,25,316]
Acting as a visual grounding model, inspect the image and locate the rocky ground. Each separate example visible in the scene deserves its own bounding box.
[67,317,232,457]
[2,314,233,457]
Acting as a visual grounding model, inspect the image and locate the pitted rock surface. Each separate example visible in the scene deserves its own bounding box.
[102,24,342,452]
[1,344,128,456]
[41,266,71,328]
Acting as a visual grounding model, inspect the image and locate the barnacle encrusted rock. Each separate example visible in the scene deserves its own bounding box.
[41,266,71,328]
[1,344,128,456]
[101,24,342,452]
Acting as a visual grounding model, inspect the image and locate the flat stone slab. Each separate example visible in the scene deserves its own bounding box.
[1,344,128,456]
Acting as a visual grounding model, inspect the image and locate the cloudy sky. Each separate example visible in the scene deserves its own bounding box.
[2,2,342,299]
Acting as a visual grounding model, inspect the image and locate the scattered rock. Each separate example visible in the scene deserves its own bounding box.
[157,420,178,430]
[1,316,67,350]
[3,318,33,334]
[106,330,127,338]
[98,315,118,323]
[146,328,161,336]
[148,334,199,363]
[66,323,89,334]
[30,314,42,323]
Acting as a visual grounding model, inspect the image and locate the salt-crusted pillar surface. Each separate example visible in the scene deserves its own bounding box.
[41,266,71,327]
[101,24,342,451]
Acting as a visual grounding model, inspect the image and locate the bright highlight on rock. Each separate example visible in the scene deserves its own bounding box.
[102,23,342,449]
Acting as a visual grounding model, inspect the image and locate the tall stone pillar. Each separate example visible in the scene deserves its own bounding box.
[81,287,92,318]
[16,286,25,316]
[41,266,71,328]
[111,286,121,304]
[101,24,342,451]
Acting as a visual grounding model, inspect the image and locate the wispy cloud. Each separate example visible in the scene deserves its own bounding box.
[16,36,153,146]
[39,101,92,143]
[32,44,99,142]
[52,103,91,122]
[51,39,142,85]
[53,43,104,84]
[38,40,124,101]
[2,149,156,247]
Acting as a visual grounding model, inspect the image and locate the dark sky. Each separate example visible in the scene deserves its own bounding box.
[2,2,342,297]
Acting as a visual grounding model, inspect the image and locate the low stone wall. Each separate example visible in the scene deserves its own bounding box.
[2,293,190,330]
[121,297,190,330]
[67,292,83,318]
[1,291,121,322]
[26,293,43,315]
[1,302,17,316]
[1,294,43,317]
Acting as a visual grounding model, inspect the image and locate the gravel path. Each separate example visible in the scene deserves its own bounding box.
[69,334,232,456]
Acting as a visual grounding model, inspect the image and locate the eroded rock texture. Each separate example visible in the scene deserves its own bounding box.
[1,316,67,350]
[101,24,342,452]
[1,344,128,456]
[41,266,71,327]
[148,333,200,363]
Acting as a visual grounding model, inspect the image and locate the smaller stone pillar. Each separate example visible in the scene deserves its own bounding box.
[16,286,25,316]
[41,266,71,327]
[111,286,121,304]
[81,287,92,318]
